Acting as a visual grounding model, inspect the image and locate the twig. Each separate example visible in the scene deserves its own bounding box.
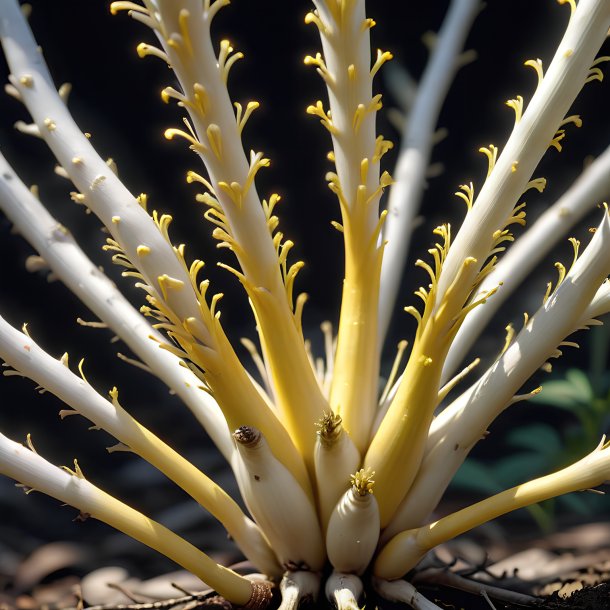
[83,590,227,610]
[481,589,498,610]
[106,583,151,604]
[413,568,540,606]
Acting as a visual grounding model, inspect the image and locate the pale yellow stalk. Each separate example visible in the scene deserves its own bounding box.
[325,468,380,575]
[442,144,610,383]
[381,209,610,538]
[375,437,610,580]
[173,310,313,498]
[314,412,360,531]
[116,0,329,463]
[434,0,610,317]
[364,328,446,527]
[365,0,610,525]
[232,426,326,571]
[306,0,392,451]
[0,0,308,493]
[0,316,281,577]
[0,150,232,461]
[365,227,472,526]
[0,433,265,608]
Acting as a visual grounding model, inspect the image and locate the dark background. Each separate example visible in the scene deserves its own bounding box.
[0,0,609,580]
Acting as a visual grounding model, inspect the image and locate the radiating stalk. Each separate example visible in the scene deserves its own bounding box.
[127,0,330,463]
[306,0,393,451]
[375,437,610,579]
[0,316,281,577]
[232,426,326,571]
[0,433,267,608]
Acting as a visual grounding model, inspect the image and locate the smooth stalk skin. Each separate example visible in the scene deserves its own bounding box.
[331,249,384,452]
[308,0,391,452]
[364,323,447,527]
[0,316,281,577]
[0,433,260,607]
[585,280,610,320]
[0,0,310,495]
[232,427,326,572]
[314,413,360,532]
[134,0,329,464]
[375,437,610,580]
[324,572,363,610]
[325,470,380,575]
[0,150,232,461]
[368,225,496,526]
[277,571,321,610]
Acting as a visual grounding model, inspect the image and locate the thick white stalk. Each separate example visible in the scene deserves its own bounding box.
[0,151,232,460]
[443,144,610,382]
[147,0,286,289]
[277,571,321,610]
[0,316,281,577]
[376,437,610,580]
[0,0,211,336]
[373,578,444,610]
[379,0,481,344]
[384,208,610,538]
[307,0,390,450]
[433,207,610,447]
[0,433,267,608]
[434,0,610,320]
[324,572,363,610]
[232,426,325,572]
[310,0,379,212]
[584,278,610,320]
[313,413,360,532]
[325,469,380,575]
[0,2,309,490]
[137,0,330,463]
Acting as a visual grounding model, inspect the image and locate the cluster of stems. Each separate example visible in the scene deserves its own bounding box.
[1,1,610,608]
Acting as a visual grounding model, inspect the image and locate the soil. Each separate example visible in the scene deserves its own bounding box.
[5,580,610,610]
[1,522,609,609]
[407,581,610,609]
[0,524,610,610]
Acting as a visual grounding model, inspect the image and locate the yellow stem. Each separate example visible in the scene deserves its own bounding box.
[194,338,313,499]
[375,440,610,579]
[248,286,329,472]
[108,401,281,575]
[89,488,256,604]
[365,328,444,527]
[331,246,383,452]
[0,435,257,606]
[153,2,331,465]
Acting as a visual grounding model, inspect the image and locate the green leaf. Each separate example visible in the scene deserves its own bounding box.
[565,369,594,402]
[531,380,585,409]
[557,491,595,516]
[450,459,501,495]
[492,452,550,486]
[525,502,555,533]
[506,424,562,456]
